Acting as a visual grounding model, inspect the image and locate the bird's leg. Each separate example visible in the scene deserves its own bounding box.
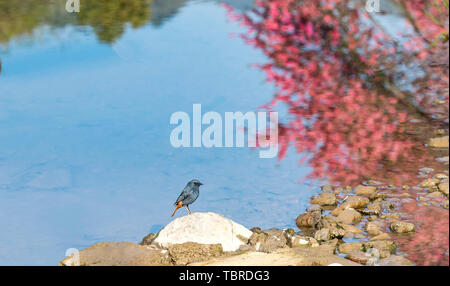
[185,205,191,215]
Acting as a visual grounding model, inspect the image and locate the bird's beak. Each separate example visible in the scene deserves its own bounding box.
[199,182,203,185]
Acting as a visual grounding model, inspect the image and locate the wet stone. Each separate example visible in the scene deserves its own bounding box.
[370,233,390,241]
[336,208,362,225]
[369,192,386,201]
[418,196,428,202]
[140,233,157,245]
[434,173,449,180]
[420,178,440,188]
[345,250,369,265]
[248,229,288,253]
[366,180,383,186]
[321,184,333,192]
[438,183,449,196]
[381,201,396,211]
[354,185,377,196]
[168,242,223,265]
[331,196,369,216]
[289,235,319,248]
[390,221,415,234]
[363,240,397,259]
[436,156,449,164]
[418,167,434,174]
[338,242,363,254]
[378,255,414,266]
[334,187,344,194]
[426,186,440,193]
[306,204,323,213]
[427,192,443,198]
[429,136,449,148]
[314,228,331,242]
[340,224,363,234]
[368,215,378,221]
[296,211,322,229]
[310,192,337,206]
[353,233,366,239]
[366,222,382,236]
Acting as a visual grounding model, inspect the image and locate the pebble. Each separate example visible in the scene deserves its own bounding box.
[354,185,377,196]
[340,223,363,234]
[331,196,369,215]
[363,240,397,258]
[310,192,337,206]
[419,167,434,174]
[429,136,449,148]
[306,204,323,213]
[370,233,390,241]
[289,235,319,248]
[380,213,400,220]
[436,156,449,164]
[345,250,369,265]
[337,208,362,225]
[390,221,415,233]
[314,228,331,242]
[438,183,449,196]
[420,178,440,188]
[368,215,378,221]
[378,255,414,266]
[366,222,382,236]
[427,192,443,198]
[338,242,363,254]
[321,184,333,192]
[301,181,430,266]
[435,173,449,180]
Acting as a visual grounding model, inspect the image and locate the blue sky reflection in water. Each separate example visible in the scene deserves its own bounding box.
[0,1,320,265]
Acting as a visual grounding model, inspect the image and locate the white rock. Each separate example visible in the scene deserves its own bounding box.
[152,212,253,252]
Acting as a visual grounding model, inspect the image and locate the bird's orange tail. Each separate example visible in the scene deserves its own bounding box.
[171,201,182,217]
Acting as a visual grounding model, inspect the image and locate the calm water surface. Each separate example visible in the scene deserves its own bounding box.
[0,0,319,265]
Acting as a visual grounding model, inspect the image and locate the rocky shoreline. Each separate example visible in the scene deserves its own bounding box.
[59,136,449,266]
[59,184,448,266]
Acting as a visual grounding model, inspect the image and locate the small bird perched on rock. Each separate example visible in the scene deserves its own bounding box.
[171,179,202,217]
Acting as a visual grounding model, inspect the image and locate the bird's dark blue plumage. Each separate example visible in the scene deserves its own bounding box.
[171,179,202,216]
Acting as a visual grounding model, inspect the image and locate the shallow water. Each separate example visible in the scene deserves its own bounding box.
[0,0,448,265]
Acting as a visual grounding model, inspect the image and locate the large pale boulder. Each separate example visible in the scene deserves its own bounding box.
[151,212,253,252]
